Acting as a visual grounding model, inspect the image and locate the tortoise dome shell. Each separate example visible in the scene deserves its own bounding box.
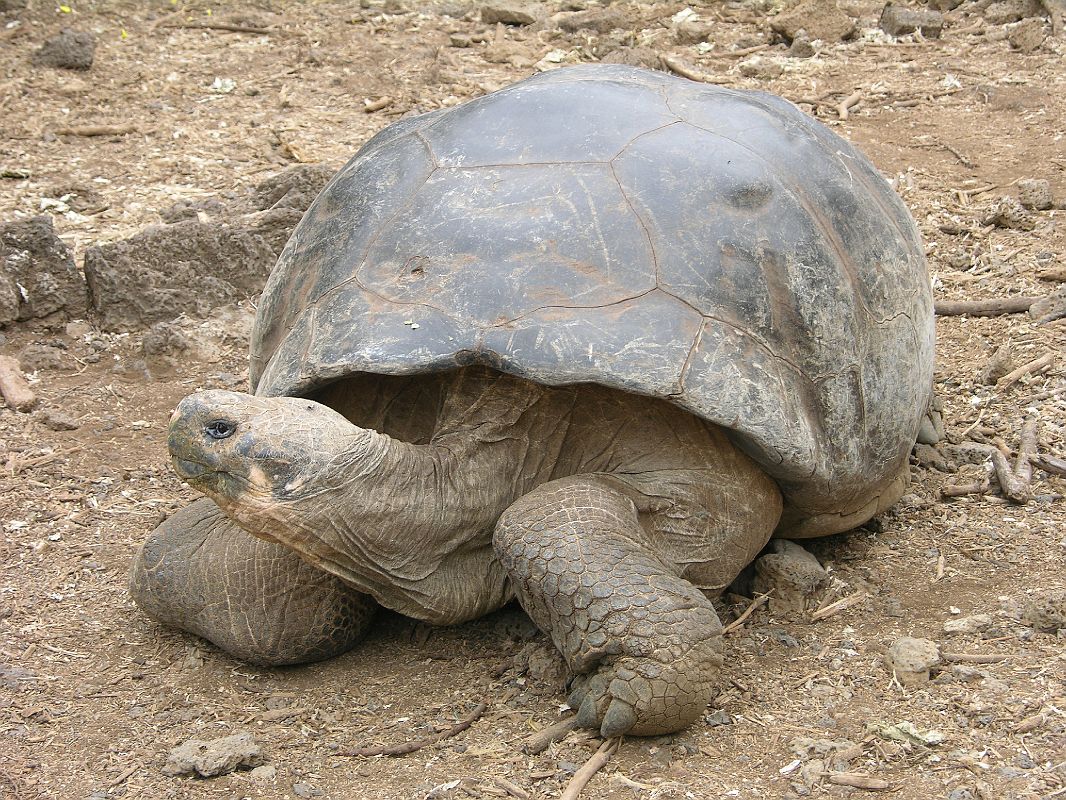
[250,64,934,537]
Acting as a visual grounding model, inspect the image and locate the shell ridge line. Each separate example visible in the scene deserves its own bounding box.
[487,287,659,329]
[608,159,661,284]
[607,118,684,162]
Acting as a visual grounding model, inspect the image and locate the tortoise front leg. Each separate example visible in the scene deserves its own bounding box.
[493,477,724,737]
[130,498,377,666]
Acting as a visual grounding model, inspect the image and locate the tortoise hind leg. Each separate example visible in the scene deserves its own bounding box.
[493,477,724,737]
[130,498,376,665]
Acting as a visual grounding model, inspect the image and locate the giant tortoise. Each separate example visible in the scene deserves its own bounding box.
[130,64,934,737]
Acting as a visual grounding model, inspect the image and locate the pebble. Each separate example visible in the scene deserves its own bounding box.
[738,55,784,79]
[1008,18,1047,52]
[35,408,80,431]
[982,196,1036,230]
[879,4,944,37]
[1016,178,1054,210]
[162,733,263,777]
[34,28,96,70]
[753,539,828,613]
[1021,589,1066,633]
[943,614,992,635]
[770,0,856,43]
[884,637,941,685]
[481,2,539,25]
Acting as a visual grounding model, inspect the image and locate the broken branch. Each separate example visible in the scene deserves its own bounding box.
[934,297,1038,316]
[0,355,36,411]
[340,700,487,757]
[559,739,618,800]
[996,352,1056,390]
[722,592,770,635]
[522,715,580,755]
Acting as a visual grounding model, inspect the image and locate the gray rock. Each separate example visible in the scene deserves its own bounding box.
[788,32,816,57]
[913,443,953,473]
[753,540,828,613]
[36,407,80,431]
[481,2,539,25]
[879,4,944,37]
[884,637,941,685]
[982,196,1036,230]
[83,221,275,331]
[555,8,625,33]
[600,46,664,71]
[19,343,65,372]
[1008,18,1047,51]
[1021,589,1066,632]
[1,215,88,327]
[983,0,1043,23]
[34,28,96,70]
[162,732,263,777]
[943,614,992,635]
[770,0,856,43]
[738,55,785,79]
[0,0,29,13]
[1016,178,1053,210]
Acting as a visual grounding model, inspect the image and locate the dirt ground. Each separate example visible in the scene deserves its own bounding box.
[1,1,1064,799]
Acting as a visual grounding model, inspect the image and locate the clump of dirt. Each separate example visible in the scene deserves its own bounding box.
[0,1,1063,799]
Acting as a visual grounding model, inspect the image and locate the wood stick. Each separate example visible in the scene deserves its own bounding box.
[364,96,394,113]
[54,124,138,137]
[0,355,36,411]
[1037,266,1066,282]
[1030,453,1066,478]
[159,21,275,35]
[997,352,1056,389]
[1020,386,1065,403]
[340,701,487,757]
[827,772,892,790]
[838,90,863,120]
[940,652,1009,664]
[940,478,989,498]
[660,55,734,85]
[522,715,579,754]
[489,776,530,800]
[722,592,770,635]
[810,591,867,621]
[559,739,618,800]
[988,448,1030,504]
[934,296,1038,316]
[1014,418,1038,486]
[709,43,771,58]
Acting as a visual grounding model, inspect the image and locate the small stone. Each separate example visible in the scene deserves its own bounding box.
[927,0,963,10]
[600,46,663,71]
[788,32,815,57]
[884,637,941,685]
[35,408,79,431]
[1008,18,1048,51]
[1016,178,1053,210]
[982,196,1036,231]
[913,443,953,473]
[771,0,856,42]
[753,540,828,613]
[249,765,277,782]
[293,783,324,798]
[947,789,975,800]
[449,33,473,47]
[34,28,96,70]
[1021,589,1066,633]
[737,55,784,79]
[943,614,993,635]
[879,4,944,37]
[481,2,539,25]
[554,8,625,33]
[705,709,732,727]
[983,0,1043,23]
[980,344,1013,385]
[674,18,716,44]
[162,733,263,777]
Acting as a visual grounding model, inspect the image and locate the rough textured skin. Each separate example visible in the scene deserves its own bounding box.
[495,478,726,736]
[132,66,934,737]
[130,498,375,665]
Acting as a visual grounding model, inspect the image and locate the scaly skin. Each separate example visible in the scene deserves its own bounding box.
[130,498,376,665]
[134,368,783,733]
[494,477,726,737]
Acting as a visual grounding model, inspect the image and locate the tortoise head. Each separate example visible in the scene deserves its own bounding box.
[167,390,379,524]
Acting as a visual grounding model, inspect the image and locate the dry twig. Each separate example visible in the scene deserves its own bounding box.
[997,352,1056,390]
[837,90,863,120]
[722,592,770,635]
[660,55,734,85]
[934,297,1038,316]
[1030,453,1066,478]
[940,652,1009,664]
[522,715,580,754]
[0,355,36,411]
[811,591,867,621]
[940,478,990,498]
[340,701,487,757]
[827,772,892,790]
[560,739,618,800]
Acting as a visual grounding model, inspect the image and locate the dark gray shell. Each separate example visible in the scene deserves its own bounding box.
[250,65,934,538]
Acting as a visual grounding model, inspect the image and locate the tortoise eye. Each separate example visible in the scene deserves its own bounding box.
[205,419,236,439]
